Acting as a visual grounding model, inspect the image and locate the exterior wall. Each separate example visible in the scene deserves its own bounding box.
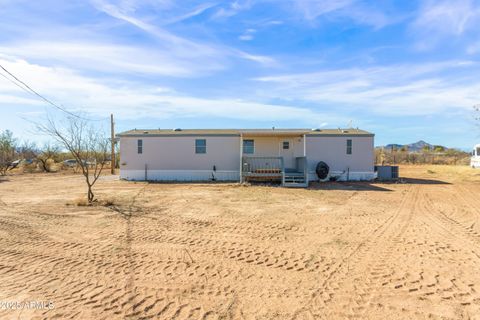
[119,133,374,182]
[246,137,279,156]
[120,135,240,181]
[305,135,375,181]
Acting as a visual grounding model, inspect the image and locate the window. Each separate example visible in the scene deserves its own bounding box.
[346,139,352,155]
[195,139,206,154]
[243,140,254,154]
[282,141,290,150]
[137,139,143,154]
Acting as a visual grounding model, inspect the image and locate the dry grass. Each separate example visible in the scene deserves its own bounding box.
[66,196,118,207]
[0,166,480,319]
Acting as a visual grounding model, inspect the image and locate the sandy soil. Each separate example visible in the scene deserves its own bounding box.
[0,165,480,319]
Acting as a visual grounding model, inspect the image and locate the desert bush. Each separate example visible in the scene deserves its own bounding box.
[72,197,89,206]
[37,143,60,172]
[375,148,470,166]
[0,130,17,175]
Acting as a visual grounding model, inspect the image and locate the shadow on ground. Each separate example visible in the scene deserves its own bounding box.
[309,182,392,192]
[308,177,451,192]
[398,177,451,185]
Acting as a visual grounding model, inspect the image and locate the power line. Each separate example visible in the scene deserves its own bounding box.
[0,70,31,93]
[0,63,107,122]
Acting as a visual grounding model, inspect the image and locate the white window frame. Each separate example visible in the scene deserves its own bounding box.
[243,139,254,154]
[346,139,352,155]
[195,139,207,154]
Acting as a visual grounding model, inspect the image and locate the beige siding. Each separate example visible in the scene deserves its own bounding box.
[120,136,240,171]
[246,137,278,156]
[306,136,374,173]
[119,133,374,181]
[244,136,304,157]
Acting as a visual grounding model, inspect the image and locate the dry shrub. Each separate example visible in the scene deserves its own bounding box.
[66,197,89,206]
[67,197,117,207]
[100,197,116,207]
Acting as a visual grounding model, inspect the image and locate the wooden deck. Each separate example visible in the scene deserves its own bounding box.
[241,156,308,187]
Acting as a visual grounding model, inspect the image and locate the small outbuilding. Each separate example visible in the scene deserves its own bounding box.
[117,128,375,187]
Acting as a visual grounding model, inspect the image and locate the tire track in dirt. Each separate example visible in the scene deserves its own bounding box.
[452,184,480,228]
[291,185,417,319]
[347,184,475,319]
[387,185,480,318]
[421,188,480,247]
[4,170,480,319]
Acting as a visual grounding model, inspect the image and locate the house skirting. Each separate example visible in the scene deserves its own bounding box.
[120,169,240,182]
[307,171,376,182]
[120,169,375,183]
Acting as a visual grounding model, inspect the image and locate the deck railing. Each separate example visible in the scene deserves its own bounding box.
[295,156,307,178]
[241,156,284,178]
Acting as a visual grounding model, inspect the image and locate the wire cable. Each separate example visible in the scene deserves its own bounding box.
[0,63,107,122]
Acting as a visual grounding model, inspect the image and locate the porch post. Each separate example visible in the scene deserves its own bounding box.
[303,134,307,185]
[303,134,306,156]
[239,134,243,183]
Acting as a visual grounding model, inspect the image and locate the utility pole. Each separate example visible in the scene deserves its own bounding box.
[110,113,115,175]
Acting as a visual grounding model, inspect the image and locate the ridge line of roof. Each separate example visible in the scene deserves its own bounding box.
[117,128,374,137]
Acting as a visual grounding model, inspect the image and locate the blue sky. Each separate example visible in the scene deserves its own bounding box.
[0,0,479,149]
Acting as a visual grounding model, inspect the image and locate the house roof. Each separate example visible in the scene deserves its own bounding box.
[117,128,374,137]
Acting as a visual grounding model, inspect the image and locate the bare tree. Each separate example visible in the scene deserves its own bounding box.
[0,130,17,175]
[38,116,109,203]
[37,143,60,172]
[17,140,37,159]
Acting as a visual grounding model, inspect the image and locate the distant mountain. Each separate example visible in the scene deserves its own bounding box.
[379,140,446,152]
[406,140,434,152]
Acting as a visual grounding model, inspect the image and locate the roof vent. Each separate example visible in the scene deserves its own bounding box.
[311,128,321,131]
[173,128,182,131]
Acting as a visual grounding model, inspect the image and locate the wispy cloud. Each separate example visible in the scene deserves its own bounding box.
[91,0,275,67]
[292,0,396,29]
[295,0,355,19]
[411,0,480,49]
[413,0,478,35]
[467,42,480,55]
[238,28,256,41]
[211,0,253,19]
[254,61,480,116]
[91,0,214,49]
[0,42,224,77]
[162,2,217,25]
[0,57,329,124]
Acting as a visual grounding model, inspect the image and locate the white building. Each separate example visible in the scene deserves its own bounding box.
[117,128,375,187]
[471,144,480,168]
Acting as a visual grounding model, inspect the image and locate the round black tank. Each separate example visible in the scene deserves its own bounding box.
[315,161,329,180]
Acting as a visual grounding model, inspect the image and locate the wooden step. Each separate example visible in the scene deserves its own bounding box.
[284,182,308,188]
[283,173,307,187]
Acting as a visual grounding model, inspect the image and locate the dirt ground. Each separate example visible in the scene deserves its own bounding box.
[1,165,480,320]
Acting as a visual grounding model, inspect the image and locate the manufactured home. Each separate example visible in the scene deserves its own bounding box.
[117,128,375,187]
